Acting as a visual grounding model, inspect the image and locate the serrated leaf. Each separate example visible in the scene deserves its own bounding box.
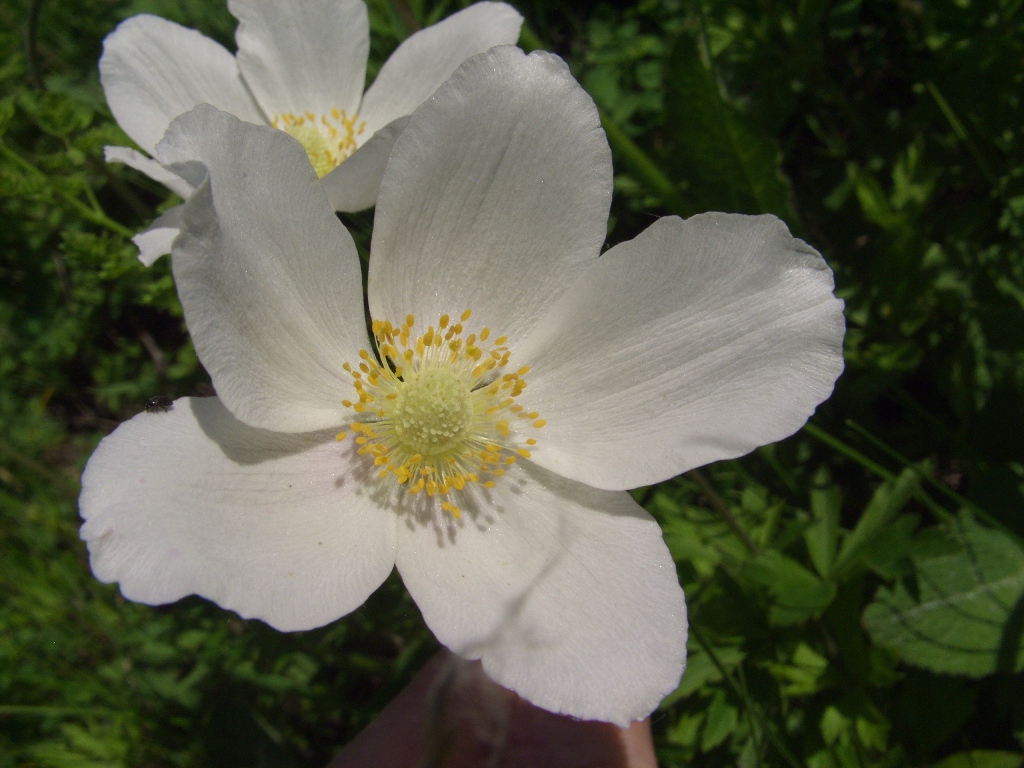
[665,35,791,220]
[746,550,837,625]
[863,515,1024,676]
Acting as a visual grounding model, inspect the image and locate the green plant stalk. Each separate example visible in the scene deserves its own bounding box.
[926,80,996,187]
[844,419,1019,542]
[802,422,955,523]
[0,140,135,238]
[690,625,803,768]
[598,110,693,217]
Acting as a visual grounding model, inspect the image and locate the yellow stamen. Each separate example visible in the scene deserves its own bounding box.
[338,309,543,517]
[271,109,367,177]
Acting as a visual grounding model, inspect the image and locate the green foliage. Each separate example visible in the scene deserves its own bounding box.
[2,0,1024,765]
[864,514,1024,677]
[664,33,791,221]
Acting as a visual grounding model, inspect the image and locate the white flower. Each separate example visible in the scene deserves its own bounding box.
[79,47,846,724]
[99,0,523,266]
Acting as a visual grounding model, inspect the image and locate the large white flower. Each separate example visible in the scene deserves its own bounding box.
[99,0,523,265]
[79,47,846,724]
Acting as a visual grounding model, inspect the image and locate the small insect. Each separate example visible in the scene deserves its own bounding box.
[145,395,173,413]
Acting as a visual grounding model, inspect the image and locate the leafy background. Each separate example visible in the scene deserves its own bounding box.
[2,0,1023,765]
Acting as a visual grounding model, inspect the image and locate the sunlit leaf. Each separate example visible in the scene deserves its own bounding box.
[863,515,1024,677]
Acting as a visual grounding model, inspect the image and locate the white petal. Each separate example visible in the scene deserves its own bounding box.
[155,106,370,433]
[104,145,194,198]
[518,214,846,490]
[79,397,398,631]
[99,15,264,156]
[394,462,687,725]
[132,205,184,266]
[230,0,368,118]
[358,2,524,138]
[368,46,612,347]
[320,116,409,213]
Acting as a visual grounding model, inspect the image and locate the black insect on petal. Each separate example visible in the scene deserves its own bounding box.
[145,395,173,413]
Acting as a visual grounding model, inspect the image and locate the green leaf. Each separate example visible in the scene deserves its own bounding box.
[832,468,920,580]
[806,479,841,578]
[746,550,837,625]
[664,34,791,220]
[863,515,1024,676]
[701,690,739,751]
[931,752,1024,768]
[662,644,746,704]
[763,642,829,696]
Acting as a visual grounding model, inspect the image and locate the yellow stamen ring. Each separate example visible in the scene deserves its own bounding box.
[272,108,367,178]
[337,311,545,517]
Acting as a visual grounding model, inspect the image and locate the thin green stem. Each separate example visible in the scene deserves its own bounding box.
[844,419,1020,542]
[926,81,996,187]
[0,141,134,238]
[687,468,759,554]
[802,422,955,523]
[0,705,115,716]
[690,625,802,768]
[598,110,692,216]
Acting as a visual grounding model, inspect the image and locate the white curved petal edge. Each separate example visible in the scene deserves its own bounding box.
[519,213,846,490]
[104,145,194,199]
[369,46,612,349]
[359,2,524,138]
[156,105,371,433]
[321,116,409,213]
[230,0,368,118]
[99,14,262,156]
[394,461,687,725]
[79,397,398,631]
[133,205,184,266]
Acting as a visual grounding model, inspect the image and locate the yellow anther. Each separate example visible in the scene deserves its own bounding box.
[338,309,545,510]
[335,431,346,441]
[533,419,546,428]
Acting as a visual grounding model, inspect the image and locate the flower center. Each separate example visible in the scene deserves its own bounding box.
[336,310,544,518]
[391,368,472,456]
[272,109,366,178]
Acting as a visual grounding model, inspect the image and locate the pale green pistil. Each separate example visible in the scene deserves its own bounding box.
[391,368,473,456]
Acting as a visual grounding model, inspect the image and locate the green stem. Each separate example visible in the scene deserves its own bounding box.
[690,626,802,768]
[926,81,996,187]
[844,419,1020,542]
[687,468,759,554]
[802,422,955,523]
[0,705,116,716]
[0,141,134,238]
[598,110,692,217]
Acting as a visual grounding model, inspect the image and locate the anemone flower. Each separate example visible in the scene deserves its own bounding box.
[99,0,522,266]
[80,46,845,724]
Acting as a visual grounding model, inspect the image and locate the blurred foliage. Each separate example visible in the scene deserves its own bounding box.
[1,0,1023,765]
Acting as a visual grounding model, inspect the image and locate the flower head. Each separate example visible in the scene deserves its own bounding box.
[99,0,523,265]
[80,47,845,724]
